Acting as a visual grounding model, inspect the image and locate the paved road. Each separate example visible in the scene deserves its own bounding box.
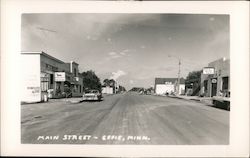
[21,93,229,145]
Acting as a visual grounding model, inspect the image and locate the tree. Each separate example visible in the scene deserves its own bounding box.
[103,79,110,86]
[103,79,115,87]
[81,70,102,92]
[185,70,202,96]
[118,85,126,93]
[186,70,202,82]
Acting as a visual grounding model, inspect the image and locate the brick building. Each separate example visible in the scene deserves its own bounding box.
[200,57,230,97]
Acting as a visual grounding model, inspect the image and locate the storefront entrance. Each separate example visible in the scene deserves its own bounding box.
[211,78,217,97]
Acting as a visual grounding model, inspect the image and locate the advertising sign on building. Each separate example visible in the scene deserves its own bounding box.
[203,67,215,75]
[21,54,41,103]
[55,72,66,82]
[211,78,217,83]
[165,82,172,85]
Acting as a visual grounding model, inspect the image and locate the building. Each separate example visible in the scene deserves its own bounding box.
[21,51,83,103]
[154,78,185,95]
[200,57,230,97]
[102,86,114,94]
[102,79,120,94]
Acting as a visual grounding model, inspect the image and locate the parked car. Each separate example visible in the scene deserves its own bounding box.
[212,96,230,111]
[82,90,102,101]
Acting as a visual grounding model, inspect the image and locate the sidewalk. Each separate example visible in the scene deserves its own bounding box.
[168,95,213,105]
[49,97,83,103]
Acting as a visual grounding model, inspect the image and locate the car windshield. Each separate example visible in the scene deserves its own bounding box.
[85,90,98,94]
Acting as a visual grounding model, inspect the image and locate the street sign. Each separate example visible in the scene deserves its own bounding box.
[203,67,215,74]
[55,72,66,82]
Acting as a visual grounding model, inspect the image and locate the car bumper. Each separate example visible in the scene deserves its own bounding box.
[82,96,99,100]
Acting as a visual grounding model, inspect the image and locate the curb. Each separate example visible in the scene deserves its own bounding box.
[68,100,83,104]
[169,96,213,105]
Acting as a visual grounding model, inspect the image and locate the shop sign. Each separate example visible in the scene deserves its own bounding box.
[165,82,172,85]
[211,78,217,83]
[55,72,66,82]
[203,67,215,74]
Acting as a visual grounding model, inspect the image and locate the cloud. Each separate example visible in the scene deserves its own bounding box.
[107,51,120,59]
[129,80,134,84]
[157,66,175,72]
[107,38,112,42]
[140,45,146,49]
[86,35,98,40]
[108,52,117,56]
[106,49,133,60]
[110,70,127,80]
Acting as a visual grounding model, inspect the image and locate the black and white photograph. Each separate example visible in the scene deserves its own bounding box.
[1,1,249,157]
[21,13,230,145]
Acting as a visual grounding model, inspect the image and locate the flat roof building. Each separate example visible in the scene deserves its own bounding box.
[21,51,83,103]
[200,57,230,97]
[154,78,185,95]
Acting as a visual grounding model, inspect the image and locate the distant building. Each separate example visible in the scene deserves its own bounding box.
[21,51,83,103]
[129,87,145,93]
[154,78,185,95]
[200,57,230,97]
[102,86,114,94]
[102,79,119,94]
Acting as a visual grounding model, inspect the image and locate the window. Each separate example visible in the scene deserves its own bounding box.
[50,74,54,85]
[45,63,58,72]
[41,76,49,92]
[74,68,77,77]
[222,77,229,90]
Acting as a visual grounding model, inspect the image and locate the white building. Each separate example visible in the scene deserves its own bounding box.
[102,86,114,94]
[154,78,185,95]
[21,51,83,103]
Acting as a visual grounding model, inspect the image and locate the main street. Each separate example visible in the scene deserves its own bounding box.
[21,93,229,145]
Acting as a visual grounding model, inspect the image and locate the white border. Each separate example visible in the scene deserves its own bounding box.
[1,0,249,157]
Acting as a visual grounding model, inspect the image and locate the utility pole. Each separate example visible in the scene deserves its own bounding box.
[177,58,181,96]
[168,55,181,95]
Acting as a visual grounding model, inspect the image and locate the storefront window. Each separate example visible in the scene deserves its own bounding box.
[50,74,54,89]
[222,77,229,90]
[74,68,77,77]
[41,76,49,92]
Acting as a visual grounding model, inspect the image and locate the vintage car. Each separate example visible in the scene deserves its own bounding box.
[212,96,230,111]
[82,90,102,101]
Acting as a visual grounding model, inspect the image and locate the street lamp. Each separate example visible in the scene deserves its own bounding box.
[168,55,181,95]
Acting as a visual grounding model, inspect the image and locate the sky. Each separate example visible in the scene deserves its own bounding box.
[21,14,229,90]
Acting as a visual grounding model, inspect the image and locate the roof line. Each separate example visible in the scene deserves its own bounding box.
[21,51,65,64]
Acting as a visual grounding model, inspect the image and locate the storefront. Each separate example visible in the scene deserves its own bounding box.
[21,51,84,103]
[200,58,230,97]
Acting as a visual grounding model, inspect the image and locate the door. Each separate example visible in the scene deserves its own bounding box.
[212,79,217,97]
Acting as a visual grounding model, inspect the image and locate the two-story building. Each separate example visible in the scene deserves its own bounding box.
[21,51,83,103]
